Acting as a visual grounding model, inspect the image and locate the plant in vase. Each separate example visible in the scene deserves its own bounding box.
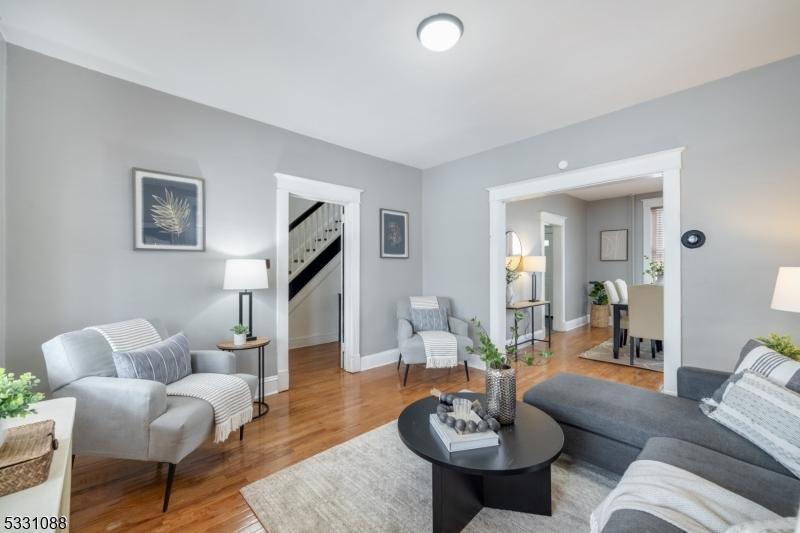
[231,324,248,346]
[467,318,533,425]
[588,281,609,328]
[644,256,664,283]
[0,369,45,447]
[505,266,520,304]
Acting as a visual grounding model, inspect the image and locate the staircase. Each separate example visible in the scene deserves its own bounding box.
[289,201,343,300]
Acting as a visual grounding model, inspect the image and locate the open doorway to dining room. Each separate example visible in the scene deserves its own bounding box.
[492,149,682,394]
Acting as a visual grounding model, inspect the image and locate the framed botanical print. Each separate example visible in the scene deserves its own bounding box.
[600,229,628,261]
[380,208,408,258]
[133,168,205,251]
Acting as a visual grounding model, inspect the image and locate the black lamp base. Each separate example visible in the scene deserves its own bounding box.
[238,290,256,340]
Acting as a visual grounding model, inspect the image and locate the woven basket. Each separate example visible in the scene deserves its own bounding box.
[0,419,58,497]
[590,304,610,328]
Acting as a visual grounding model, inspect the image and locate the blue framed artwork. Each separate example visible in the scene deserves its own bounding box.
[133,168,205,251]
[380,208,408,258]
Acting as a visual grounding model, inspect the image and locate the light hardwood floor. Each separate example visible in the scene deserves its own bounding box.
[70,325,661,532]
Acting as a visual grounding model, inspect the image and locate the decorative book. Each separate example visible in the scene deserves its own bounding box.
[429,411,499,452]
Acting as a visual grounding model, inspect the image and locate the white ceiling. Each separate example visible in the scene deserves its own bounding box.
[564,176,663,202]
[1,1,799,169]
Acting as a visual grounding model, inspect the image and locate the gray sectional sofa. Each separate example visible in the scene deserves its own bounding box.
[523,368,800,532]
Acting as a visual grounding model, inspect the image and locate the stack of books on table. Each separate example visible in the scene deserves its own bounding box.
[429,411,499,452]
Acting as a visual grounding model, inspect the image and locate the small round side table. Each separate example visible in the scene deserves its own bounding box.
[216,336,271,418]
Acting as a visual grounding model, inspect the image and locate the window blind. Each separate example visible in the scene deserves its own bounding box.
[651,207,664,263]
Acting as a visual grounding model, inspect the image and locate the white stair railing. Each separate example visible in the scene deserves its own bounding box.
[289,203,342,281]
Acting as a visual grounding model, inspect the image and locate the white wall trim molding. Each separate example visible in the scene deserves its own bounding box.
[260,375,280,398]
[276,173,363,392]
[487,148,684,394]
[361,348,400,371]
[540,211,567,331]
[563,314,590,331]
[641,196,664,284]
[289,333,340,349]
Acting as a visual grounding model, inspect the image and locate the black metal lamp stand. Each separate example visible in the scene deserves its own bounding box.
[530,272,538,302]
[238,290,256,340]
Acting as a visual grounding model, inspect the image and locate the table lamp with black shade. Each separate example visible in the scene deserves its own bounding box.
[224,259,269,341]
[520,255,546,302]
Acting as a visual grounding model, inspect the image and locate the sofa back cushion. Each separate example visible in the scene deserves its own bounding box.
[112,333,192,385]
[42,329,118,391]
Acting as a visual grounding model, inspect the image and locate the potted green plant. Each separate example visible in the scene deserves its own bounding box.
[231,324,248,346]
[644,255,664,284]
[756,333,800,361]
[588,281,609,328]
[467,317,536,425]
[0,369,45,447]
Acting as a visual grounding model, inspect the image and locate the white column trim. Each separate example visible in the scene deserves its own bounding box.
[540,212,567,331]
[276,173,363,391]
[487,148,683,394]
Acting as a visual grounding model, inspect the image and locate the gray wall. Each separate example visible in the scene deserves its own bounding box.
[423,55,800,373]
[0,32,5,368]
[505,193,587,334]
[586,196,634,285]
[5,46,422,388]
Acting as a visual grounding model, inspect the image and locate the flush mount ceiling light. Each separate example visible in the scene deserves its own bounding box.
[417,13,463,52]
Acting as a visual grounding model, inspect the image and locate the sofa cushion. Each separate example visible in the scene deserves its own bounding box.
[602,437,800,532]
[42,329,117,391]
[523,373,791,476]
[113,333,192,384]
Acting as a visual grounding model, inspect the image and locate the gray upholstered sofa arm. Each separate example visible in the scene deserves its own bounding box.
[191,350,236,374]
[54,376,167,460]
[448,316,469,337]
[397,319,413,344]
[677,366,732,401]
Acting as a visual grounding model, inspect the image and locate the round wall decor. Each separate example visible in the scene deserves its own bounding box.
[681,230,706,249]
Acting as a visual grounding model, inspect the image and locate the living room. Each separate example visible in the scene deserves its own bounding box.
[0,2,799,532]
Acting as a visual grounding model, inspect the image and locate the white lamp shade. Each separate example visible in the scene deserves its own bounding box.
[771,267,800,313]
[223,259,269,290]
[521,255,547,273]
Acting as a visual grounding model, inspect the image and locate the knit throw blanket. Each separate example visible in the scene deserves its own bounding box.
[167,374,253,443]
[88,318,252,444]
[409,297,457,369]
[590,460,782,533]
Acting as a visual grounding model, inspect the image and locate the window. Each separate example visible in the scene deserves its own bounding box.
[650,206,664,263]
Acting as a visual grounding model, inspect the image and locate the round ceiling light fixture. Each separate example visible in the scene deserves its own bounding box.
[417,13,463,52]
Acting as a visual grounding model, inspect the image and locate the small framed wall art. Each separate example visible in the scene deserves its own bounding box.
[380,208,409,258]
[133,168,205,251]
[600,229,628,261]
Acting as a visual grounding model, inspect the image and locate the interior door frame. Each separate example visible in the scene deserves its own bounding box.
[540,212,567,331]
[276,173,363,392]
[487,148,683,394]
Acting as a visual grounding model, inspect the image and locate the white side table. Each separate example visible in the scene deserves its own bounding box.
[0,398,76,532]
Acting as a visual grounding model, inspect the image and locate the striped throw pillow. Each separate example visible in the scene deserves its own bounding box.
[113,333,192,384]
[733,339,800,392]
[701,371,800,478]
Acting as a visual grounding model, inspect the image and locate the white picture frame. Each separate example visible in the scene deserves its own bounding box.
[600,229,628,261]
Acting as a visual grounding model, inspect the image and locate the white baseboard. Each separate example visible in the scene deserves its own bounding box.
[289,332,339,349]
[278,369,289,392]
[361,347,400,371]
[258,375,280,398]
[563,315,590,331]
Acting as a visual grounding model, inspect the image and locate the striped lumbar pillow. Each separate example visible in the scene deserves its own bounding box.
[701,370,800,478]
[113,333,192,384]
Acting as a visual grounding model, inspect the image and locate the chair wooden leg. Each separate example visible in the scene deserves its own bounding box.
[240,425,244,441]
[464,361,470,382]
[402,363,410,387]
[163,463,176,512]
[651,340,657,359]
[622,330,628,346]
[72,454,75,467]
[397,353,402,370]
[629,336,635,365]
[636,339,641,358]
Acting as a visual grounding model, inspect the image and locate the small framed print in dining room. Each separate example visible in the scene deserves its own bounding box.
[380,208,409,258]
[600,229,628,261]
[133,168,205,251]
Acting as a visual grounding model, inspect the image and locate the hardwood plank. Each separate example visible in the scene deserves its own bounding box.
[69,325,659,531]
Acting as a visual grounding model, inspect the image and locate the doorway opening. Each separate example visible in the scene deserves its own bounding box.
[490,149,683,393]
[276,174,362,392]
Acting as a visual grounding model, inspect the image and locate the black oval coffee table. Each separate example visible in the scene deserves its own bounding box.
[398,393,564,533]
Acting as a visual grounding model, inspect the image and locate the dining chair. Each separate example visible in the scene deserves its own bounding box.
[627,284,664,364]
[604,280,628,346]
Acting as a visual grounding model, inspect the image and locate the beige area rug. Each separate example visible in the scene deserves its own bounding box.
[579,339,664,372]
[241,421,619,532]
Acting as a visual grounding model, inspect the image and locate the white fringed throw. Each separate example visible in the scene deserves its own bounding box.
[167,373,253,443]
[417,331,458,369]
[590,460,781,533]
[86,318,162,352]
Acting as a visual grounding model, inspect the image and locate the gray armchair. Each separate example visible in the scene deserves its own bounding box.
[41,319,258,511]
[396,297,472,386]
